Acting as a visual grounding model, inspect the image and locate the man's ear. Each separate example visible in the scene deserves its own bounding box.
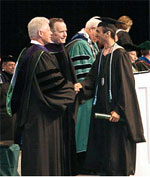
[38,30,43,37]
[107,31,111,36]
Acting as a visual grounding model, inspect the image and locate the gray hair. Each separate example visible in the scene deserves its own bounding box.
[85,16,101,29]
[27,17,49,39]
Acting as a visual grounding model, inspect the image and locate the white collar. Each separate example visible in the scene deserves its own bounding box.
[30,40,43,45]
[116,29,126,34]
[78,28,92,44]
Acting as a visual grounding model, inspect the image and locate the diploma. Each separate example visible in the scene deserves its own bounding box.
[95,113,111,119]
[95,113,124,122]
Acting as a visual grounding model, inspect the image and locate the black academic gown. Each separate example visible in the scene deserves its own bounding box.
[80,48,145,176]
[10,44,77,176]
[45,43,79,120]
[0,71,16,142]
[45,42,79,173]
[45,43,77,86]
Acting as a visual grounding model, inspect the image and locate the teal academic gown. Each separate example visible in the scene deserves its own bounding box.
[67,37,99,152]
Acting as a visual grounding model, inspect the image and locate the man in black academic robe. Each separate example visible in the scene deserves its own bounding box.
[45,18,79,174]
[0,55,16,143]
[74,17,146,176]
[0,55,20,176]
[7,17,77,176]
[45,18,77,85]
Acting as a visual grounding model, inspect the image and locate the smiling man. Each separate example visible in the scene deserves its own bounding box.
[49,18,67,44]
[45,18,77,83]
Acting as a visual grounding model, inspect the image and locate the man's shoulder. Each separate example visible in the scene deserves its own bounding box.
[33,50,56,62]
[66,38,89,50]
[28,45,53,59]
[74,38,88,45]
[112,47,128,60]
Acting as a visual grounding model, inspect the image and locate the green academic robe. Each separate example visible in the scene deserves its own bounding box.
[67,38,99,153]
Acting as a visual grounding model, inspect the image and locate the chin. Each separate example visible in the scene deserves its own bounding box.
[61,39,66,43]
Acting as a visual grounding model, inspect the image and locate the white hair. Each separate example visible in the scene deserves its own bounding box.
[28,17,49,39]
[85,16,101,29]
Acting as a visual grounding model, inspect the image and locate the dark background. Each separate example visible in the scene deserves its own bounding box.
[1,0,150,57]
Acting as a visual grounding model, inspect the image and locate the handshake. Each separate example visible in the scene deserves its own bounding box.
[74,83,82,94]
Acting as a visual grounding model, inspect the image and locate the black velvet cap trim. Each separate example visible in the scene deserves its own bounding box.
[77,73,88,79]
[72,55,90,62]
[75,64,92,70]
[36,69,59,79]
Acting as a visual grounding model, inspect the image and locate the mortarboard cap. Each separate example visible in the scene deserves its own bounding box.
[1,55,16,63]
[96,17,124,27]
[123,43,139,52]
[138,41,150,50]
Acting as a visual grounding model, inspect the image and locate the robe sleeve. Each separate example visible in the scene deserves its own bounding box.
[68,40,95,82]
[35,52,76,112]
[114,50,145,143]
[79,57,99,100]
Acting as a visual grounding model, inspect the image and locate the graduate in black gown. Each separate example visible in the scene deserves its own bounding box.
[7,17,77,176]
[74,17,146,176]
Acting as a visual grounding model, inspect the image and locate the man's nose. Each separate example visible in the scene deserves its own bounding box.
[64,32,67,37]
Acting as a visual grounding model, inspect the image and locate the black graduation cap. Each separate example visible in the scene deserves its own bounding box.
[123,44,139,52]
[96,17,124,27]
[1,55,16,63]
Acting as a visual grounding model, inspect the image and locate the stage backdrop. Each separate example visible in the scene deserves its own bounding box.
[1,0,150,57]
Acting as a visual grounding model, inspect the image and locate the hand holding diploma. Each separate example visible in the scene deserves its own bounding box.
[95,111,121,122]
[110,111,120,122]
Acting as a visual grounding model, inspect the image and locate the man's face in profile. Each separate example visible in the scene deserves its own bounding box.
[51,22,67,44]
